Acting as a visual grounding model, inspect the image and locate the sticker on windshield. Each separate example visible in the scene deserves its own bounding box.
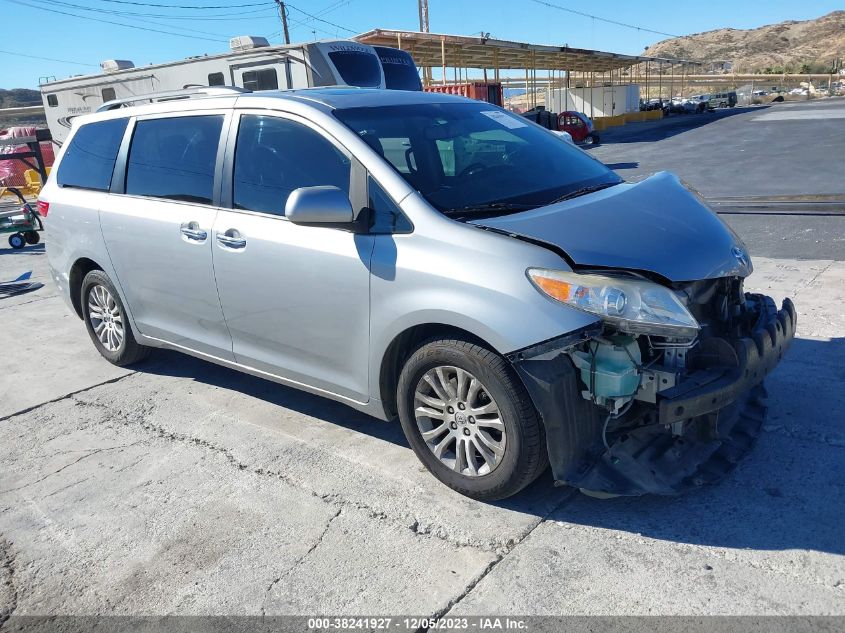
[480,110,527,129]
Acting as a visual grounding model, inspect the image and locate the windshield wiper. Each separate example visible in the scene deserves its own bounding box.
[444,201,538,218]
[549,181,620,204]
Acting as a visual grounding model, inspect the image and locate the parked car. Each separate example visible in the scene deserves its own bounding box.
[687,94,711,113]
[551,130,574,143]
[520,108,599,145]
[708,91,737,108]
[557,110,599,145]
[41,88,795,500]
[668,98,697,114]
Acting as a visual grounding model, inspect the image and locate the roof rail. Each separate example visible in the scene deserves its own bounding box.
[96,86,250,112]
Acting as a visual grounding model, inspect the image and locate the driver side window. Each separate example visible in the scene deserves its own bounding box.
[233,115,351,216]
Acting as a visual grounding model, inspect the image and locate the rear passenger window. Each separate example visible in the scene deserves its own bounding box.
[57,118,127,191]
[125,115,223,204]
[208,72,225,86]
[233,115,350,216]
[101,87,116,102]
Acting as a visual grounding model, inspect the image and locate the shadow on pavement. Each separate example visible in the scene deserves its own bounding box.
[136,336,843,548]
[0,243,45,257]
[552,336,844,556]
[141,349,409,449]
[139,348,568,515]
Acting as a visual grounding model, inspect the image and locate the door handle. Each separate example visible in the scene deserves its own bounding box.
[180,222,207,242]
[216,229,246,249]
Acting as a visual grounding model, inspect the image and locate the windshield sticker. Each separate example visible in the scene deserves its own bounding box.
[480,110,527,129]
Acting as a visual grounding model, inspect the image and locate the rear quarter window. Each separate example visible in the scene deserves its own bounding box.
[57,118,128,191]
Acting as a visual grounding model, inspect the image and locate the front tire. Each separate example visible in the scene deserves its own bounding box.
[397,338,548,501]
[8,233,25,249]
[81,270,150,366]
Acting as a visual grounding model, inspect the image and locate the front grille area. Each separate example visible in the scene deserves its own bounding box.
[675,276,747,340]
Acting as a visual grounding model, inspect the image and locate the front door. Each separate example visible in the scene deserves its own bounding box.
[212,112,372,401]
[100,112,233,359]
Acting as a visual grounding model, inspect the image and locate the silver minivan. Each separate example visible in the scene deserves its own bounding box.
[41,88,795,500]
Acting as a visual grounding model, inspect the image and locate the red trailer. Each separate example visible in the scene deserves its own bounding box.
[424,82,504,106]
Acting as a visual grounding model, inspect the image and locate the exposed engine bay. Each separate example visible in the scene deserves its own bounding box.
[511,276,796,496]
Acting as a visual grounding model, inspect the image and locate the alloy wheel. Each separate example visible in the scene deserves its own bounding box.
[413,366,506,477]
[87,284,124,352]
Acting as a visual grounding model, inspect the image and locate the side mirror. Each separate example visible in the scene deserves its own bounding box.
[285,186,354,225]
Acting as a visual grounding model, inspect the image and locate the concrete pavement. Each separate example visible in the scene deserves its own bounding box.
[1,233,842,619]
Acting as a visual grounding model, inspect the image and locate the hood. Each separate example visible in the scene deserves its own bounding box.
[471,171,752,282]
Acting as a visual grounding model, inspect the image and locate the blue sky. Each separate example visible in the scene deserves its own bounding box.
[1,0,841,89]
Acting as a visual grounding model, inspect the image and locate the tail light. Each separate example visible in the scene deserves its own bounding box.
[36,200,49,217]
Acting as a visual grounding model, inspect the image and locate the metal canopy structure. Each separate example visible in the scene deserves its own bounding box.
[356,28,690,74]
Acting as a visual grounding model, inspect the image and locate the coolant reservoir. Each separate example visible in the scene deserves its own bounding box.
[570,335,641,407]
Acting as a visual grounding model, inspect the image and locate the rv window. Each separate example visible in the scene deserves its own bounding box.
[233,115,350,216]
[125,115,224,205]
[242,69,278,91]
[57,118,127,191]
[208,72,225,86]
[374,47,421,91]
[47,94,58,107]
[101,87,116,103]
[328,50,382,88]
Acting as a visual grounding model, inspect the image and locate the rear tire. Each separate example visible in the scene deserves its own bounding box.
[24,231,40,245]
[397,338,548,501]
[81,269,150,366]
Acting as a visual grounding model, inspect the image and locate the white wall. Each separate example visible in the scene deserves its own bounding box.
[545,84,640,117]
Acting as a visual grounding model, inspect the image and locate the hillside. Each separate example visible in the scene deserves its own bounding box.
[643,11,845,73]
[0,88,41,108]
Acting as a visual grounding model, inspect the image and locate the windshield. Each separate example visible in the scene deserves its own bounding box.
[327,50,383,88]
[333,102,620,217]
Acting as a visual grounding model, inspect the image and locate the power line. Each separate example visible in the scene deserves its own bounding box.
[23,0,238,37]
[285,2,356,34]
[94,0,272,8]
[4,0,228,42]
[528,0,680,39]
[268,0,355,40]
[0,48,98,66]
[36,1,279,21]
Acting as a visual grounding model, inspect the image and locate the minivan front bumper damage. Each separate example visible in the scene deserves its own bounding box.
[510,296,796,496]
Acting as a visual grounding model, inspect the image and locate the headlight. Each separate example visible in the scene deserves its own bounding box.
[527,268,699,338]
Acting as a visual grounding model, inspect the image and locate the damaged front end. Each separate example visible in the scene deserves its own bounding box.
[511,275,796,497]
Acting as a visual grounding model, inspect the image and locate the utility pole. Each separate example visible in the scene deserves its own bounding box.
[275,0,290,44]
[418,0,431,85]
[418,0,429,33]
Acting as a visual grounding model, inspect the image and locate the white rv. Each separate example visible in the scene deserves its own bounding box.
[40,38,393,143]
